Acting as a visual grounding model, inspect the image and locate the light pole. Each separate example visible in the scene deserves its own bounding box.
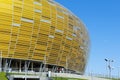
[104,58,114,78]
[117,66,120,80]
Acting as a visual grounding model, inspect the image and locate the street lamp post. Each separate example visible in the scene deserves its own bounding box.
[104,58,114,79]
[117,67,120,80]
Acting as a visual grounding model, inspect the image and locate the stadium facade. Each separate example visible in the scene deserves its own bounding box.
[0,0,89,74]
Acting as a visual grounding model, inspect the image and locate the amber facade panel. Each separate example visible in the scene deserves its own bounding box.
[0,0,89,73]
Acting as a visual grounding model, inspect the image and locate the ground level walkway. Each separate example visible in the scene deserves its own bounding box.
[52,73,110,80]
[6,72,110,80]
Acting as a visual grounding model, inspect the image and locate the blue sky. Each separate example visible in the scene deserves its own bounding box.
[55,0,120,76]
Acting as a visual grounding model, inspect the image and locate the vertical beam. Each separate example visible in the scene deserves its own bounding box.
[24,61,27,72]
[43,64,46,72]
[66,57,68,73]
[0,51,2,72]
[43,56,46,72]
[52,66,55,72]
[54,66,57,73]
[42,63,44,72]
[19,60,21,72]
[27,61,31,71]
[39,63,43,80]
[39,63,43,72]
[4,59,8,72]
[31,61,33,71]
[8,59,12,72]
[3,59,5,72]
[0,59,1,72]
[53,66,56,72]
[9,60,11,68]
[15,60,18,71]
[25,61,27,80]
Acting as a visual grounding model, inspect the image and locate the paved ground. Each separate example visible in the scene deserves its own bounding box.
[7,72,110,80]
[83,76,110,80]
[51,73,110,80]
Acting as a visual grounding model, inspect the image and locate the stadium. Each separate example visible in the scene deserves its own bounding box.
[0,0,89,75]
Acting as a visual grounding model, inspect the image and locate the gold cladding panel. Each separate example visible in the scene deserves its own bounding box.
[0,0,89,74]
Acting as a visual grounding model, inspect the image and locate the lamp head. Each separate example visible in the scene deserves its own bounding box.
[105,59,108,61]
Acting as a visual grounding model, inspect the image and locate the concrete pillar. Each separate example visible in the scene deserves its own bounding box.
[39,63,43,72]
[9,76,14,80]
[0,57,2,72]
[0,51,2,72]
[15,61,18,71]
[3,59,5,72]
[24,61,27,80]
[19,60,21,72]
[4,59,8,72]
[8,59,12,72]
[52,66,55,72]
[31,62,33,71]
[25,61,27,72]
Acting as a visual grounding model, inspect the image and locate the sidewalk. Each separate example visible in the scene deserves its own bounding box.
[51,73,110,80]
